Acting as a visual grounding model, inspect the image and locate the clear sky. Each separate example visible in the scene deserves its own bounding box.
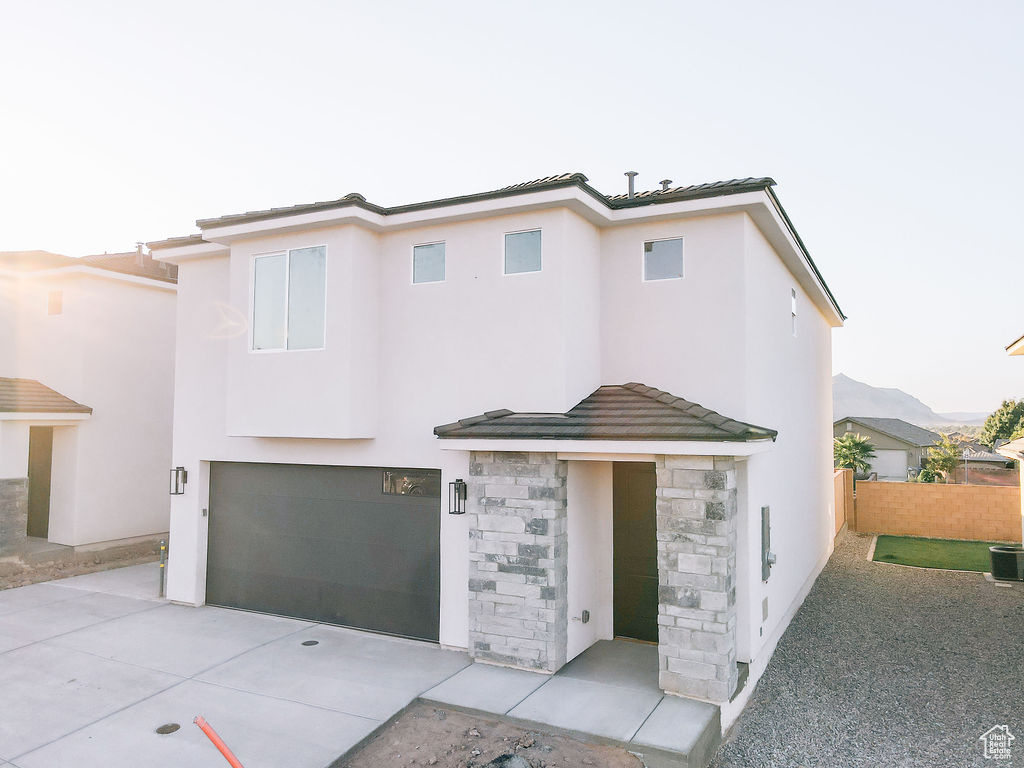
[2,0,1021,413]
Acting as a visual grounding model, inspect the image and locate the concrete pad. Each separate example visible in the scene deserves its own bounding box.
[51,563,162,601]
[632,694,720,757]
[0,583,79,617]
[46,604,312,677]
[198,624,470,720]
[0,592,160,653]
[559,639,661,692]
[0,643,179,760]
[508,676,664,742]
[421,662,549,715]
[14,679,380,768]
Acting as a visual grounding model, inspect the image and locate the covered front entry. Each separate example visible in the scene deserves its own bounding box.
[612,462,659,643]
[206,461,441,641]
[437,382,777,703]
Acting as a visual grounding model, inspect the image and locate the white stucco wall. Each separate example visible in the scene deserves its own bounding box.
[161,199,838,659]
[0,270,176,546]
[738,215,834,669]
[566,460,614,661]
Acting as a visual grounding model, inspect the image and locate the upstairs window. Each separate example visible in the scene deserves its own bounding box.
[504,229,542,274]
[252,245,326,351]
[413,242,445,283]
[47,290,62,315]
[791,288,798,337]
[643,237,684,280]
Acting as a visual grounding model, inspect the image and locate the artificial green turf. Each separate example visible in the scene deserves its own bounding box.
[872,535,1003,572]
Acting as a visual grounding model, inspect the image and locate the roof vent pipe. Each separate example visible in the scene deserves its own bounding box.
[625,171,638,199]
[135,242,145,267]
[660,179,673,191]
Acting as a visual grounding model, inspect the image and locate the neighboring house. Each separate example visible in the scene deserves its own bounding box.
[833,416,939,480]
[149,172,844,707]
[0,249,177,552]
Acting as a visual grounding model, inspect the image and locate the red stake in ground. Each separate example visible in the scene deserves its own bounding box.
[194,715,245,768]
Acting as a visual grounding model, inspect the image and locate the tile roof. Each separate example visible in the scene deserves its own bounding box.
[81,252,178,283]
[835,417,941,447]
[0,378,92,414]
[0,250,77,271]
[192,174,776,230]
[0,250,177,284]
[434,383,777,442]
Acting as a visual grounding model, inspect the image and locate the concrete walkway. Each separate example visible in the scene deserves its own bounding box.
[0,563,471,767]
[423,640,720,767]
[712,531,1024,768]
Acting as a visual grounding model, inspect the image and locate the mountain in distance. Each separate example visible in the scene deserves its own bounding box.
[832,373,988,426]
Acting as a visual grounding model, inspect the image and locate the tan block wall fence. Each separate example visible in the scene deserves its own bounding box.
[833,469,854,536]
[852,481,1021,543]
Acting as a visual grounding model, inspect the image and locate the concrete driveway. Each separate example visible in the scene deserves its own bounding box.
[0,565,471,767]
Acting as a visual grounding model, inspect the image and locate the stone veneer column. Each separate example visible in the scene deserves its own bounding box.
[656,455,738,702]
[466,451,568,672]
[0,478,29,555]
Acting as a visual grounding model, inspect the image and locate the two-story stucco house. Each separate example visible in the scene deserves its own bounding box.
[149,172,844,711]
[0,249,177,554]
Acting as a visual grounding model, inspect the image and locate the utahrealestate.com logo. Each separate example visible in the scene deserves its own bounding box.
[980,725,1015,761]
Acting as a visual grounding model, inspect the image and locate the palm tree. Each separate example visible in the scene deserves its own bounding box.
[834,433,876,475]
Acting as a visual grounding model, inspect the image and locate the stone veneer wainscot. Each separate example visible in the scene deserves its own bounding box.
[466,451,568,672]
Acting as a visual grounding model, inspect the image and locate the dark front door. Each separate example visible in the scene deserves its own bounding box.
[613,461,659,642]
[206,462,441,642]
[27,426,53,539]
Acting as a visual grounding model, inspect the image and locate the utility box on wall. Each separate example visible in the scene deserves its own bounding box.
[761,505,776,581]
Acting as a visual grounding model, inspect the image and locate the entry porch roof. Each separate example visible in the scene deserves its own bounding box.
[435,383,776,456]
[0,377,93,419]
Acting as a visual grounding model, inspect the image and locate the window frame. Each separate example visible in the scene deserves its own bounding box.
[503,228,543,276]
[249,244,328,353]
[411,240,446,285]
[641,236,685,282]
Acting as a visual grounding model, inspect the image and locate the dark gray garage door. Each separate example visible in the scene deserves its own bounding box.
[207,462,441,642]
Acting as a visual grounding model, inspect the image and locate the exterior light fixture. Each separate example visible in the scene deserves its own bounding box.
[169,466,188,495]
[449,478,467,515]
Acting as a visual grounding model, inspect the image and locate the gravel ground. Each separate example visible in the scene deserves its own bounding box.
[713,530,1024,768]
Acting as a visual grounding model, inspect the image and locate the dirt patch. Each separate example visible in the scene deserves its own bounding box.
[0,552,158,591]
[336,701,642,768]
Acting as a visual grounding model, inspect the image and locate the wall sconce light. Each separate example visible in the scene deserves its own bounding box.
[169,466,188,495]
[449,478,467,515]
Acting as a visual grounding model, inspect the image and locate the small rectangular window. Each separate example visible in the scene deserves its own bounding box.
[413,242,445,283]
[791,288,798,337]
[47,290,62,315]
[252,246,326,351]
[504,230,541,274]
[643,238,683,280]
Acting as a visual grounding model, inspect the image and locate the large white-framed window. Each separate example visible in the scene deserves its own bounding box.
[504,229,542,275]
[643,237,684,281]
[412,241,446,284]
[251,245,326,351]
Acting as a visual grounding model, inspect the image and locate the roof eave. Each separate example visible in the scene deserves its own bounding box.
[435,437,775,457]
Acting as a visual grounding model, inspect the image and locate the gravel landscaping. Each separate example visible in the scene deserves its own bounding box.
[713,530,1024,768]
